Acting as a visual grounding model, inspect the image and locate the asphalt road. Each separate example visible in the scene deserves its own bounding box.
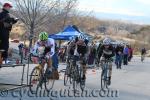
[0,56,150,100]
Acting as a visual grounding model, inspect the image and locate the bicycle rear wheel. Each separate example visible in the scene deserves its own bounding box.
[45,70,55,92]
[29,67,41,94]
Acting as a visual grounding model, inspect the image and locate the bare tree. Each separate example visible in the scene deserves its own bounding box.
[11,0,60,48]
[47,0,78,31]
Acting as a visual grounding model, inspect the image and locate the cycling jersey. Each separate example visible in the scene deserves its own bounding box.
[32,38,55,57]
[67,39,88,57]
[98,45,115,59]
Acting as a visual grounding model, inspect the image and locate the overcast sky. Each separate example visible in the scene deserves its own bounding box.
[1,0,150,24]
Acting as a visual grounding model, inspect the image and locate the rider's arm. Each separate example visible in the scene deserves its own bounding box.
[98,45,104,59]
[32,41,40,55]
[110,46,115,57]
[48,38,55,57]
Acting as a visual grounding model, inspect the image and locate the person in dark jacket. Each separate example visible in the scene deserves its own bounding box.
[128,45,133,62]
[123,45,129,65]
[115,44,124,69]
[0,3,18,62]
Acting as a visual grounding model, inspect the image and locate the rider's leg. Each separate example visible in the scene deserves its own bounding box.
[47,58,52,71]
[52,53,59,80]
[45,58,52,78]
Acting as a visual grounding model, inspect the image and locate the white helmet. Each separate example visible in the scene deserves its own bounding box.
[103,38,111,45]
[78,35,84,40]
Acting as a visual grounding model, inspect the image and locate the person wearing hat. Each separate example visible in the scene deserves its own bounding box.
[0,3,18,63]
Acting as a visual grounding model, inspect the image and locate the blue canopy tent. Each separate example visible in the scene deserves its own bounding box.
[49,25,83,40]
[49,25,93,47]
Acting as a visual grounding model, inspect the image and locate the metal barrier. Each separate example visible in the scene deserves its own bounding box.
[0,64,31,91]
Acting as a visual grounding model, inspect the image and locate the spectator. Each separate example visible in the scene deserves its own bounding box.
[0,3,18,62]
[123,45,129,65]
[128,45,133,62]
[115,44,124,69]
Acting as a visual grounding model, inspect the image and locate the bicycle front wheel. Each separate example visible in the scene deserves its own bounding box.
[101,69,107,90]
[29,67,41,94]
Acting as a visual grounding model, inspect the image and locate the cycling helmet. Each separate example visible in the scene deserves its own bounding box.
[78,35,85,40]
[103,38,111,45]
[84,38,89,45]
[39,32,48,41]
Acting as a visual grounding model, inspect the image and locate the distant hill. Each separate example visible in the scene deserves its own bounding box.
[94,12,150,25]
[132,26,150,34]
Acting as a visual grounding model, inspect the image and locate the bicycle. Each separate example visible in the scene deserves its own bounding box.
[100,58,112,90]
[29,53,55,94]
[72,55,86,93]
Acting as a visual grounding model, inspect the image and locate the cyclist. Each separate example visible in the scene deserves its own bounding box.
[32,32,59,79]
[98,38,115,85]
[66,36,89,80]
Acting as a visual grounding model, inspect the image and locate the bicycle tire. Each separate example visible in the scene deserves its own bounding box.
[101,69,106,90]
[45,70,55,92]
[101,63,109,90]
[29,67,41,94]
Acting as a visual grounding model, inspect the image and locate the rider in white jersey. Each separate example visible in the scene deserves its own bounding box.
[32,32,59,79]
